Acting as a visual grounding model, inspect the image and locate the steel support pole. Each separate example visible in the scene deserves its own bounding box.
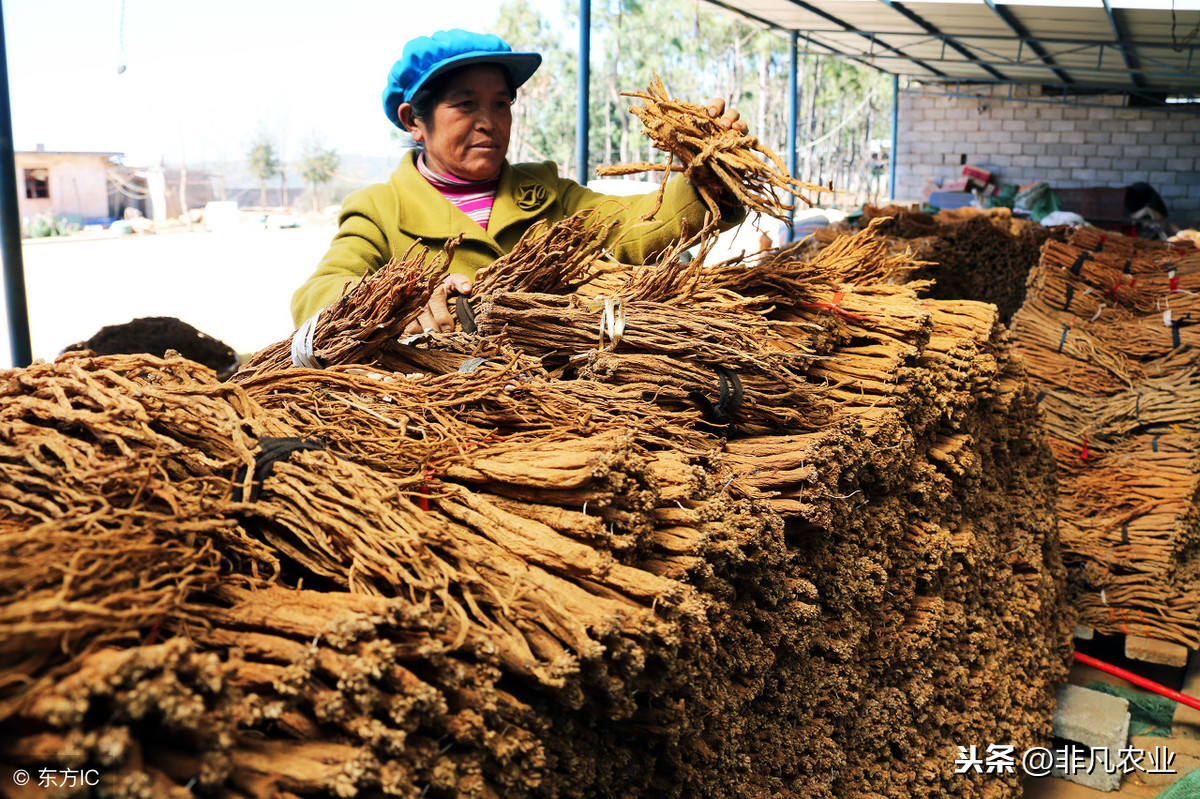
[576,0,591,185]
[889,74,899,202]
[0,0,32,367]
[787,30,798,243]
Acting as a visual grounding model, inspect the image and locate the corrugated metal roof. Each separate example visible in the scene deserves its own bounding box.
[703,0,1200,99]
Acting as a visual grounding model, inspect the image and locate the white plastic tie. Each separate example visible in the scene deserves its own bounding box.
[1163,308,1174,328]
[587,296,627,351]
[290,310,324,369]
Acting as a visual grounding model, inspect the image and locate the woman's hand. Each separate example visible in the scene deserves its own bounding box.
[706,98,749,134]
[403,273,472,335]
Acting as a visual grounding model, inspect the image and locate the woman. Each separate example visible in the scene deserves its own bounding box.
[290,28,748,334]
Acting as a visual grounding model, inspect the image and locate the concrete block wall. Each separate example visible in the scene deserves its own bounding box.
[894,86,1200,225]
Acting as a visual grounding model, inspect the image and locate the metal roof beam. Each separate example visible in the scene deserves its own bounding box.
[804,31,1199,83]
[781,0,949,77]
[979,0,1074,84]
[841,50,1197,86]
[794,29,1199,87]
[776,28,1199,53]
[875,0,1009,81]
[697,0,1200,102]
[701,0,895,76]
[1102,0,1145,89]
[902,77,1198,111]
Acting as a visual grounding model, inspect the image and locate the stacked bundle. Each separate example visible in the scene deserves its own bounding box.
[861,206,1065,325]
[1010,229,1200,647]
[700,229,1070,798]
[0,355,555,796]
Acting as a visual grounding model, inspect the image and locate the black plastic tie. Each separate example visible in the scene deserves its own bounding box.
[688,364,744,426]
[455,296,478,334]
[1069,252,1090,275]
[234,437,326,502]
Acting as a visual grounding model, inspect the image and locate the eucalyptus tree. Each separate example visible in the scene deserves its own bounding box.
[490,0,578,168]
[247,129,280,211]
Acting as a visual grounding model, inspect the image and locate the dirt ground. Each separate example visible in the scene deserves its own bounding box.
[0,222,338,369]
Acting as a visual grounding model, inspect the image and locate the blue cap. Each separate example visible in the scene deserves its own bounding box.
[383,29,542,128]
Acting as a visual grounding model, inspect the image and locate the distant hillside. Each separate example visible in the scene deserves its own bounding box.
[157,150,410,209]
[327,151,411,188]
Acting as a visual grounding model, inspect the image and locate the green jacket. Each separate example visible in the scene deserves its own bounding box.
[290,150,742,326]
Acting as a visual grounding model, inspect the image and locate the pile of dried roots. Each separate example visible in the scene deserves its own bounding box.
[848,209,1200,649]
[861,205,1068,324]
[1008,227,1200,647]
[1,91,1070,799]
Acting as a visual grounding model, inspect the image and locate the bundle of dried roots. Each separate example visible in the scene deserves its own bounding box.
[472,210,616,299]
[596,76,826,222]
[236,240,457,378]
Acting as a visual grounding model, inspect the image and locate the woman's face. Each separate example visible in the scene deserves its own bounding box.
[406,64,513,182]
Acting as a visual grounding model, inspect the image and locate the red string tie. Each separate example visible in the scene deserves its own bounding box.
[143,619,163,646]
[418,467,434,511]
[801,290,876,323]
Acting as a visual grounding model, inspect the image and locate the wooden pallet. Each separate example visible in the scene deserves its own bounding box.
[1076,626,1191,668]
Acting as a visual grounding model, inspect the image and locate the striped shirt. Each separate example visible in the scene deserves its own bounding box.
[416,153,499,230]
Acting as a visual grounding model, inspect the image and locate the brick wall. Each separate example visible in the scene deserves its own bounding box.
[895,86,1200,226]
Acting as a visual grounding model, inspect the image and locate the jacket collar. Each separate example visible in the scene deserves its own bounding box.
[391,150,554,252]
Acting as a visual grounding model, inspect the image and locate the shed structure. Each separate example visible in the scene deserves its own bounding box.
[697,0,1200,222]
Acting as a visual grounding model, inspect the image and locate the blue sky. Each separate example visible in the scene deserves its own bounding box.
[2,0,567,166]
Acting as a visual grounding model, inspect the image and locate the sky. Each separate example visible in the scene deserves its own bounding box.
[2,0,567,167]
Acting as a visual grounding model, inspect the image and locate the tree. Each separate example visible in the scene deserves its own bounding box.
[246,129,280,210]
[489,0,576,168]
[297,137,340,212]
